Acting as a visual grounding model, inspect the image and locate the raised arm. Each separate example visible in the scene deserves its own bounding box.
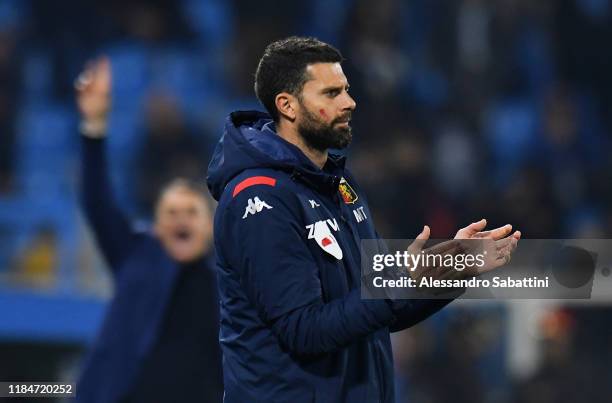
[76,57,137,272]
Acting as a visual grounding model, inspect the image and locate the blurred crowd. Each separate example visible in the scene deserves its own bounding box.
[0,0,611,402]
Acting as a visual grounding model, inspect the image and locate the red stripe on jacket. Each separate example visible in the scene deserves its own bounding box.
[232,176,277,197]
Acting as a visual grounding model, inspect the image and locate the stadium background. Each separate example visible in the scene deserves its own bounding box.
[0,0,611,402]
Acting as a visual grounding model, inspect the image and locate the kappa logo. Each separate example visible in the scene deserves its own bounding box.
[305,219,343,260]
[242,197,272,219]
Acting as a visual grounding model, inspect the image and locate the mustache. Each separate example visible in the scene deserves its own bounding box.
[332,112,352,124]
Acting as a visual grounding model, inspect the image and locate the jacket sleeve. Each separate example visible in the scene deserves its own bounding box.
[219,184,396,355]
[388,299,454,333]
[81,136,137,273]
[371,234,460,333]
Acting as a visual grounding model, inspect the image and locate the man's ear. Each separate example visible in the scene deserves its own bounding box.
[275,92,298,121]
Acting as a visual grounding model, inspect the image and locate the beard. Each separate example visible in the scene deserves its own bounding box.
[297,103,352,152]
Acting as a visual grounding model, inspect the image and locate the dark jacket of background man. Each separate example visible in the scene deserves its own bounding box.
[76,136,223,403]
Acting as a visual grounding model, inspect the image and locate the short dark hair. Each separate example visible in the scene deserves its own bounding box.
[155,178,214,213]
[254,36,343,121]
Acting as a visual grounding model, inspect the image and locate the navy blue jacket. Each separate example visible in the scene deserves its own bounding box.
[207,111,454,403]
[77,137,222,403]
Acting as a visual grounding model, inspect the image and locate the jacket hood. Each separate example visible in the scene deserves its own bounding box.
[206,110,345,200]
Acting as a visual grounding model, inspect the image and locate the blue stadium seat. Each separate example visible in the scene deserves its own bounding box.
[14,103,77,197]
[0,103,80,288]
[181,0,233,51]
[21,50,54,102]
[303,0,352,44]
[484,98,538,186]
[100,43,150,107]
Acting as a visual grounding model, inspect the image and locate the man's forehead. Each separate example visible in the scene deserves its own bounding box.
[305,62,348,86]
[158,188,207,208]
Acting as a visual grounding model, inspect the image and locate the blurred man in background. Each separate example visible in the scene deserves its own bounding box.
[75,58,222,403]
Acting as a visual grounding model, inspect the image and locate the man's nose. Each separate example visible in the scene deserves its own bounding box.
[343,93,356,111]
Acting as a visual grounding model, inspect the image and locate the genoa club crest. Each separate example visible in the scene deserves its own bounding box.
[338,177,358,204]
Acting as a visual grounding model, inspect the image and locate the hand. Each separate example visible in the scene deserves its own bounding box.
[406,225,463,285]
[406,220,521,291]
[454,218,521,274]
[75,57,111,136]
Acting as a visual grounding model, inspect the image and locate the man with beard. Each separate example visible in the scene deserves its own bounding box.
[75,58,223,403]
[207,37,520,402]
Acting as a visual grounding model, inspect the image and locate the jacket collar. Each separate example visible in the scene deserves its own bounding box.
[261,121,346,195]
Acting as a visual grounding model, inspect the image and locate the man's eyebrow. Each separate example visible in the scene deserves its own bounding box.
[321,83,350,92]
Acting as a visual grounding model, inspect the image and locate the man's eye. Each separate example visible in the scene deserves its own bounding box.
[327,90,340,97]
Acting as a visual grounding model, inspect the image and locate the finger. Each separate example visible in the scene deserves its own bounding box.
[493,241,512,266]
[494,236,513,251]
[476,224,513,240]
[506,236,519,254]
[417,225,430,241]
[75,60,95,91]
[467,218,487,233]
[513,230,521,240]
[477,237,517,274]
[407,225,430,254]
[494,237,518,265]
[91,58,102,84]
[75,70,92,91]
[495,232,521,255]
[95,56,112,86]
[456,218,487,238]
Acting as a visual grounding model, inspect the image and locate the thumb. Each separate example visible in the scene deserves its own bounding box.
[417,225,430,240]
[467,218,487,233]
[408,225,430,254]
[457,218,487,238]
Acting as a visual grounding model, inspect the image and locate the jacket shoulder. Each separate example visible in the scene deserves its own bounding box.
[213,169,305,260]
[218,168,297,206]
